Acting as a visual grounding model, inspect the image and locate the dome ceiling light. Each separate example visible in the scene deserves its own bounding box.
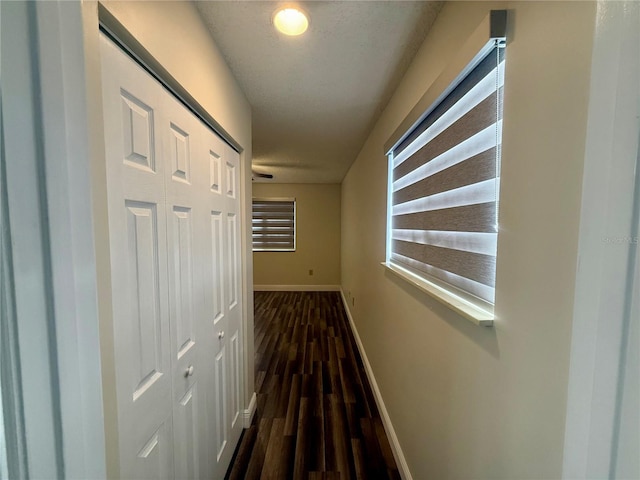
[273,6,309,36]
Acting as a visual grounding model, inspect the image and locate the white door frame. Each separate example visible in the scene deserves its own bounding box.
[562,1,640,478]
[2,0,253,476]
[1,0,107,478]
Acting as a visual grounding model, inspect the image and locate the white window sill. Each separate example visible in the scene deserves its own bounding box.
[381,262,494,327]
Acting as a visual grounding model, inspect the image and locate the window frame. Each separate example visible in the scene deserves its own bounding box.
[383,11,507,327]
[252,197,297,252]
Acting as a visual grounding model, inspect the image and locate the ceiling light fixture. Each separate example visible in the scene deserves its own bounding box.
[273,6,309,36]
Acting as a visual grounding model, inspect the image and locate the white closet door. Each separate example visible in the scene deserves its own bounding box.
[100,35,174,479]
[200,130,243,478]
[101,33,244,480]
[222,143,244,453]
[160,92,207,480]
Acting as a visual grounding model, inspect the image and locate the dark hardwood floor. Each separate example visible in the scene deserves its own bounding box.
[226,291,400,480]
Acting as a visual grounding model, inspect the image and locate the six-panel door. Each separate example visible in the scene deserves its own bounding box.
[201,130,244,478]
[100,33,244,480]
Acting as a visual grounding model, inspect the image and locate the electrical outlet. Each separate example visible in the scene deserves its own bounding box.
[308,269,314,276]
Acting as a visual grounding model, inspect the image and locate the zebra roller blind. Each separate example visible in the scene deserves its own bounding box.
[388,45,504,306]
[252,198,296,251]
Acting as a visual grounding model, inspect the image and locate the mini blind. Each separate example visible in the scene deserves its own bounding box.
[388,45,504,305]
[252,198,296,251]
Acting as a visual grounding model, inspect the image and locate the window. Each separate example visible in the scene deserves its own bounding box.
[252,198,296,251]
[384,11,506,325]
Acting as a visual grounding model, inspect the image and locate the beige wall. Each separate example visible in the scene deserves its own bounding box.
[253,183,341,287]
[83,2,253,476]
[341,2,596,479]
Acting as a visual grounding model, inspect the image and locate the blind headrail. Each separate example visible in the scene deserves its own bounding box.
[384,10,507,156]
[252,197,296,203]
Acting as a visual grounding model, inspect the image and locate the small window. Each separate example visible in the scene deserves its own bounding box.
[252,198,296,252]
[385,14,506,323]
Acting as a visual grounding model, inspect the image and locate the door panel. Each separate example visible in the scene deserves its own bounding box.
[201,130,245,478]
[120,90,155,173]
[162,94,207,480]
[125,201,164,399]
[210,150,222,195]
[227,213,238,309]
[171,206,195,359]
[201,130,229,477]
[220,145,244,470]
[211,211,224,325]
[214,346,228,462]
[174,386,200,480]
[134,422,174,480]
[225,161,236,199]
[101,35,174,479]
[169,123,191,184]
[230,331,241,429]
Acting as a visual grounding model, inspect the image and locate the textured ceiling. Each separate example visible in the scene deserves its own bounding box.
[196,1,442,183]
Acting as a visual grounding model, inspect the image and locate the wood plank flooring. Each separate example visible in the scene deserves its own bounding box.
[226,291,400,480]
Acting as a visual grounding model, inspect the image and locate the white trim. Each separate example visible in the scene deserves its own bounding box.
[242,392,257,429]
[389,253,495,307]
[253,285,341,292]
[1,3,63,474]
[240,150,255,444]
[562,2,640,478]
[382,262,493,326]
[0,1,106,477]
[35,4,107,478]
[0,51,27,480]
[339,289,413,480]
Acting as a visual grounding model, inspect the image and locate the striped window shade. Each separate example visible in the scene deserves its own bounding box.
[252,198,296,251]
[388,45,505,306]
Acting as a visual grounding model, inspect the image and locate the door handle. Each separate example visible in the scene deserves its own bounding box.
[184,365,194,377]
[218,331,225,340]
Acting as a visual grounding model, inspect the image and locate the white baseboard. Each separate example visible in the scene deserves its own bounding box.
[339,289,413,480]
[253,284,340,292]
[243,391,257,428]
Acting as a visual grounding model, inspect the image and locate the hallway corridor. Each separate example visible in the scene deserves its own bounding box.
[227,291,400,480]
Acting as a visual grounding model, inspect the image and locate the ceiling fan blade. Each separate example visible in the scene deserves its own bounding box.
[252,171,273,179]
